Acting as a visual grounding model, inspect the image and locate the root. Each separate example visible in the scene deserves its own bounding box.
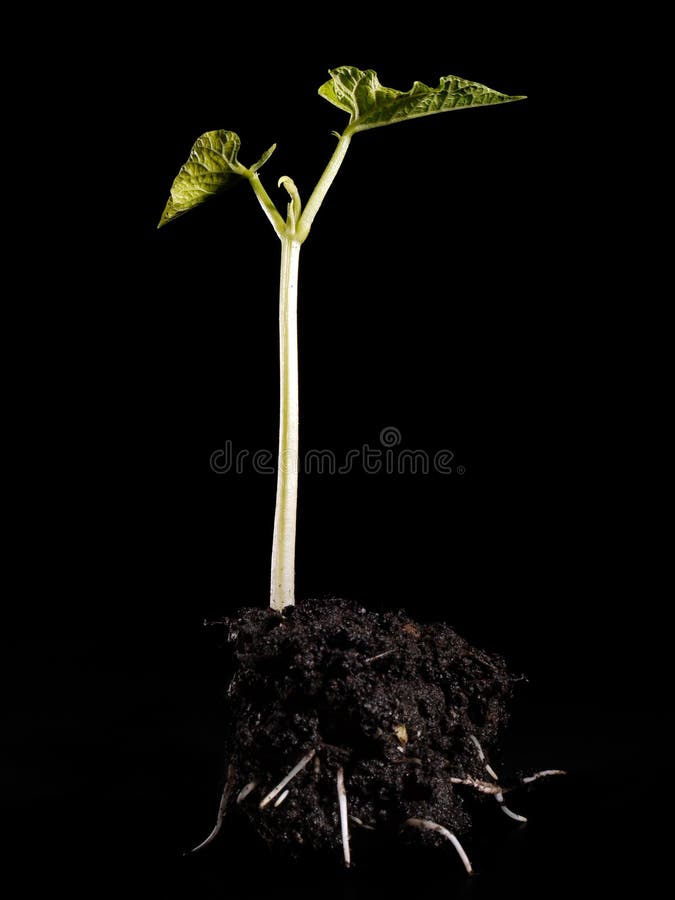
[468,734,527,821]
[187,764,235,854]
[404,818,473,875]
[336,766,351,868]
[494,790,528,822]
[350,815,376,831]
[465,735,565,823]
[498,768,566,821]
[522,769,566,784]
[449,775,501,795]
[236,779,259,804]
[364,649,395,663]
[274,789,290,808]
[468,734,498,779]
[259,748,317,809]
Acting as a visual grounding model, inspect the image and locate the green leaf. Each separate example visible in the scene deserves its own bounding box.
[318,66,525,134]
[158,131,276,228]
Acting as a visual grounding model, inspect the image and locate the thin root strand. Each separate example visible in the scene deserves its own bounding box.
[350,815,376,831]
[364,649,395,663]
[495,791,528,823]
[187,764,235,854]
[274,789,290,808]
[337,766,351,868]
[236,779,259,804]
[450,775,502,795]
[522,769,567,784]
[468,734,527,822]
[404,818,473,875]
[260,748,317,809]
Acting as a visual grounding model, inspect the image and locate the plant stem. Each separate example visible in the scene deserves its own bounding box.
[268,133,354,611]
[270,235,301,611]
[296,131,352,242]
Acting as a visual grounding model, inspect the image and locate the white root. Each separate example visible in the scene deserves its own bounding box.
[468,733,486,761]
[187,764,235,854]
[274,789,290,808]
[350,815,376,831]
[236,779,259,804]
[468,734,527,822]
[522,769,567,784]
[259,748,317,809]
[468,735,499,779]
[450,775,501,795]
[404,818,473,875]
[495,791,528,822]
[337,766,351,868]
[364,649,395,663]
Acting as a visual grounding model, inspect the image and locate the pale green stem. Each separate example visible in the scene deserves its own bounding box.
[249,173,285,237]
[262,133,354,611]
[295,131,352,242]
[270,235,301,611]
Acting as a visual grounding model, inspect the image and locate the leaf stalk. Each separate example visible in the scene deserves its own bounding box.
[295,131,352,242]
[248,173,285,237]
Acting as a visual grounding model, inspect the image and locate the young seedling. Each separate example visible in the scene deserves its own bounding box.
[159,65,524,613]
[160,66,563,875]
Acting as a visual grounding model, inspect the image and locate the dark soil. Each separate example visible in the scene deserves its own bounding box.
[213,597,519,864]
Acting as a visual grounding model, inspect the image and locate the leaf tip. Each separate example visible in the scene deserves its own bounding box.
[251,142,277,173]
[157,200,176,229]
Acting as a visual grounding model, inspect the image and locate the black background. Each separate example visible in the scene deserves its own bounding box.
[6,13,657,898]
